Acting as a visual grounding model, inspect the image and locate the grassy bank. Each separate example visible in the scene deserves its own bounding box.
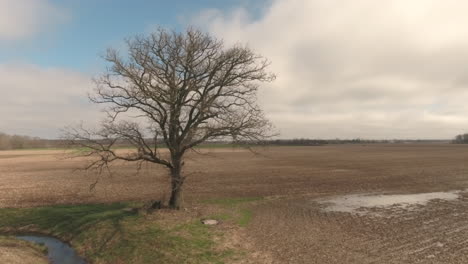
[0,198,262,264]
[0,203,227,263]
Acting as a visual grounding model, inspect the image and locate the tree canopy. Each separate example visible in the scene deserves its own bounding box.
[66,28,276,208]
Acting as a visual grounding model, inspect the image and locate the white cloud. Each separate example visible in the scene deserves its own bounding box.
[0,0,68,41]
[192,0,468,139]
[0,64,97,138]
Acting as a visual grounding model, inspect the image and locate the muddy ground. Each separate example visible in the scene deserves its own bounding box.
[2,144,468,263]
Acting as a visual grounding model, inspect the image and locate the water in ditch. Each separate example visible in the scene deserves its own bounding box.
[17,235,87,264]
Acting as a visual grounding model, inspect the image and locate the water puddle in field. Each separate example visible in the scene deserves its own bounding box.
[319,191,461,213]
[17,235,87,264]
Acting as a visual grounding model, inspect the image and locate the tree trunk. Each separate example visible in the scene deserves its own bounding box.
[168,156,184,209]
[168,177,183,209]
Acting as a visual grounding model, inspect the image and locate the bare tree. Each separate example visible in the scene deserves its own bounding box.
[65,28,275,209]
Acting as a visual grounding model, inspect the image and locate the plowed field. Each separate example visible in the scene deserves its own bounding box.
[2,144,468,263]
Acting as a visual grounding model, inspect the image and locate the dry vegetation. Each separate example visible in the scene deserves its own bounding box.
[2,144,468,263]
[0,236,48,264]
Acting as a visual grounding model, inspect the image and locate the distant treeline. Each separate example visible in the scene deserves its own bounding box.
[452,133,468,144]
[265,138,449,146]
[0,132,65,150]
[0,132,452,150]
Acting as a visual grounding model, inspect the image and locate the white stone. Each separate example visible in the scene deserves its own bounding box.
[201,219,219,225]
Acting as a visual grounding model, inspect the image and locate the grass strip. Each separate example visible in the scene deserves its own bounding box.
[0,203,234,264]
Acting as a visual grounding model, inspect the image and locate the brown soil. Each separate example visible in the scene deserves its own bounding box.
[0,247,48,264]
[0,237,48,264]
[2,144,468,263]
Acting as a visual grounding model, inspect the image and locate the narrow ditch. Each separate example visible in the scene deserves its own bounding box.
[17,235,87,264]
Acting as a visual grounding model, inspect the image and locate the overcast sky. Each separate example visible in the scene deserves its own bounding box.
[1,0,468,139]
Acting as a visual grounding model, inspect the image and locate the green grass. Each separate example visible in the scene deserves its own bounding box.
[202,197,263,227]
[0,203,130,237]
[237,209,253,227]
[0,203,235,264]
[0,198,263,262]
[207,213,233,221]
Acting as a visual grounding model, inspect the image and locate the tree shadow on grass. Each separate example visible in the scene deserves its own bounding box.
[0,203,135,257]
